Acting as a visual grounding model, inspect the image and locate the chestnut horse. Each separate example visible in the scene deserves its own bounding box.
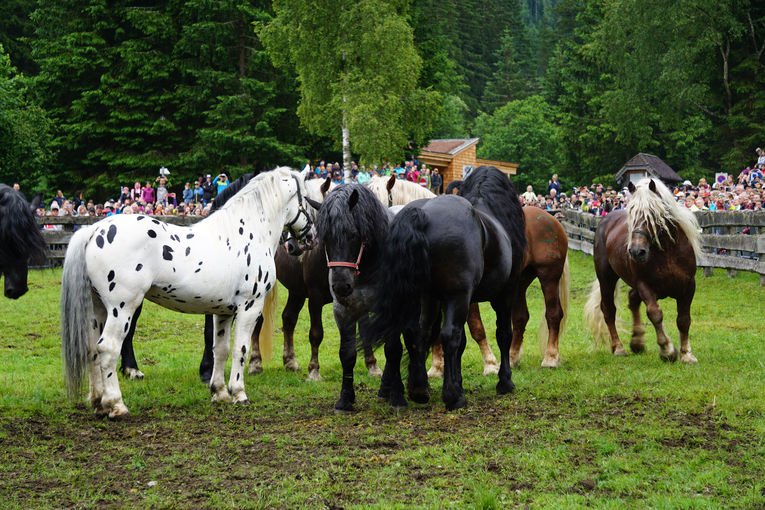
[429,183,570,372]
[583,178,701,363]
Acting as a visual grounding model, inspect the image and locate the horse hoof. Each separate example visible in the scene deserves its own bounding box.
[234,399,251,405]
[660,350,678,363]
[377,387,391,401]
[540,357,560,369]
[248,363,263,375]
[679,353,698,364]
[408,386,430,404]
[334,397,354,414]
[613,348,628,357]
[427,367,444,379]
[629,342,646,354]
[211,392,232,404]
[496,379,515,395]
[107,403,130,420]
[367,365,383,378]
[306,369,322,382]
[390,394,408,409]
[445,395,467,411]
[124,368,145,380]
[483,363,500,375]
[284,359,300,372]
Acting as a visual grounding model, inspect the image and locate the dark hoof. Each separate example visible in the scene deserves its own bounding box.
[235,399,251,405]
[444,395,467,411]
[629,342,646,354]
[334,406,354,415]
[496,379,515,395]
[408,385,430,404]
[660,350,678,363]
[334,398,354,414]
[377,386,391,401]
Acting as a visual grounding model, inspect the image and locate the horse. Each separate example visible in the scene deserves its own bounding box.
[314,183,395,412]
[369,165,527,410]
[429,180,570,371]
[61,167,316,418]
[0,184,46,299]
[583,178,701,363]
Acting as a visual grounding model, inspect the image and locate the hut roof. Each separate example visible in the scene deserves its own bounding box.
[614,153,682,183]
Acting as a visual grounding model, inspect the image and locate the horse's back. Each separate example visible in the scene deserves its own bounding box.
[522,207,568,270]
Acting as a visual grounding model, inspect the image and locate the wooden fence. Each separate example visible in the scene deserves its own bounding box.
[557,209,765,285]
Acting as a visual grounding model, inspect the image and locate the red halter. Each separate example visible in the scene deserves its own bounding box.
[326,242,365,275]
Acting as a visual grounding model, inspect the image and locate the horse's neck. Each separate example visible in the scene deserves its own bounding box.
[195,196,286,250]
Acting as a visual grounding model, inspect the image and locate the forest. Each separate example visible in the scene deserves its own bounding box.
[1,0,763,199]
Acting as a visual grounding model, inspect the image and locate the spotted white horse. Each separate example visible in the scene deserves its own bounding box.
[61,167,315,418]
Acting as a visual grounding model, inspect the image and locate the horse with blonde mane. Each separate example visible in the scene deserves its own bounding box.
[583,178,701,363]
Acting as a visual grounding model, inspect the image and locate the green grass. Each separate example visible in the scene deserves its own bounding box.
[1,252,763,509]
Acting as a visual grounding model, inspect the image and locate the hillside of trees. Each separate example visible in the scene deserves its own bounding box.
[1,0,763,198]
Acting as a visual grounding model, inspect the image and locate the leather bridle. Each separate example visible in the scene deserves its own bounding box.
[326,242,366,275]
[283,175,313,240]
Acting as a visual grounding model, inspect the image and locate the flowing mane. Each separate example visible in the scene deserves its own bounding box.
[0,184,46,263]
[626,178,701,258]
[366,176,435,206]
[316,184,389,272]
[457,166,527,267]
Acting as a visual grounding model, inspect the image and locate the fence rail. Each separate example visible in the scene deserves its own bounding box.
[557,208,765,285]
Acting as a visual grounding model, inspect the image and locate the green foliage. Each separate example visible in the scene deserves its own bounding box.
[474,95,564,192]
[0,45,53,192]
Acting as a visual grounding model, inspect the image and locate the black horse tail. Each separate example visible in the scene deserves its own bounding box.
[369,207,431,349]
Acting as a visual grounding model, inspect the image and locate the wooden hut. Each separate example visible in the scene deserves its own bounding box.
[614,153,682,187]
[418,138,518,189]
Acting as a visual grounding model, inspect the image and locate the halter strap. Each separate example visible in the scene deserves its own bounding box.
[387,191,393,208]
[326,242,365,275]
[284,175,312,238]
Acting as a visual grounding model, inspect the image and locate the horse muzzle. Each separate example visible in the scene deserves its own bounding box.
[628,246,648,263]
[4,284,28,300]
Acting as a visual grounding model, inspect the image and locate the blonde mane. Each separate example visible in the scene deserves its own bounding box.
[366,175,435,206]
[626,178,701,259]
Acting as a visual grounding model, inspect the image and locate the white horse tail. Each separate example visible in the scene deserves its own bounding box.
[538,255,570,353]
[583,278,624,347]
[61,226,95,399]
[258,284,278,362]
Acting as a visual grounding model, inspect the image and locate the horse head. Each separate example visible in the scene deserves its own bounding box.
[626,180,660,262]
[282,172,317,251]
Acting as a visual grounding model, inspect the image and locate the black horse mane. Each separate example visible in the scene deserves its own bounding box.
[444,180,462,195]
[316,184,389,271]
[0,184,47,262]
[458,166,526,265]
[210,172,256,212]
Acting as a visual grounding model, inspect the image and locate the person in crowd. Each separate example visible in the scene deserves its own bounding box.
[12,183,20,192]
[201,175,214,205]
[756,147,765,168]
[430,168,442,195]
[141,181,155,205]
[522,185,536,203]
[183,182,194,205]
[418,167,431,189]
[192,180,203,205]
[213,171,229,196]
[155,174,170,206]
[130,182,142,203]
[548,174,561,196]
[357,167,371,185]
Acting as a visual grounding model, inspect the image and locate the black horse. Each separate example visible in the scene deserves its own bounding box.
[0,184,46,299]
[370,165,526,410]
[315,183,396,413]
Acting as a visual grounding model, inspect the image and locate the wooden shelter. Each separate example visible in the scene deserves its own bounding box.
[614,153,682,187]
[418,138,518,189]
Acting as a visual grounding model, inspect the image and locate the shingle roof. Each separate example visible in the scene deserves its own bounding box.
[614,153,682,183]
[421,138,480,155]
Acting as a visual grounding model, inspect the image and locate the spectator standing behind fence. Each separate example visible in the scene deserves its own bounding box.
[201,175,214,205]
[213,172,229,196]
[522,185,536,202]
[141,181,155,204]
[430,168,442,195]
[548,174,561,196]
[183,182,194,205]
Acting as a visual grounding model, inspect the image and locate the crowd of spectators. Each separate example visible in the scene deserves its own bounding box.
[22,149,765,224]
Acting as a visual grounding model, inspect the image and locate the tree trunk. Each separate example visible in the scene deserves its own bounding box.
[342,100,351,176]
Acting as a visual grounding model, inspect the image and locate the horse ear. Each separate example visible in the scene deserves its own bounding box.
[305,196,322,211]
[299,165,311,180]
[320,177,331,197]
[30,192,43,211]
[648,179,658,194]
[386,174,396,192]
[627,182,636,194]
[348,189,359,211]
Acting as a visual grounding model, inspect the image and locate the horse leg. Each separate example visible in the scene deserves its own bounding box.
[248,315,264,375]
[334,313,357,413]
[229,311,261,404]
[280,291,304,372]
[210,314,233,402]
[676,282,697,364]
[600,276,627,356]
[428,340,445,378]
[199,314,214,383]
[539,274,564,368]
[492,296,516,396]
[96,303,139,419]
[306,299,325,382]
[119,302,144,380]
[637,284,677,362]
[383,335,406,410]
[440,298,470,410]
[628,289,646,354]
[87,299,108,416]
[358,315,382,377]
[467,302,499,375]
[509,275,533,368]
[406,298,435,404]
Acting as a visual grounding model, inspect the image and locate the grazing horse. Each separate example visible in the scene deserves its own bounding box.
[369,166,526,410]
[0,184,46,299]
[583,178,701,363]
[61,167,315,418]
[314,184,394,413]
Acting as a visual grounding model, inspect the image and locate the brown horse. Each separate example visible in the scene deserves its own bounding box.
[428,204,570,373]
[583,179,701,363]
